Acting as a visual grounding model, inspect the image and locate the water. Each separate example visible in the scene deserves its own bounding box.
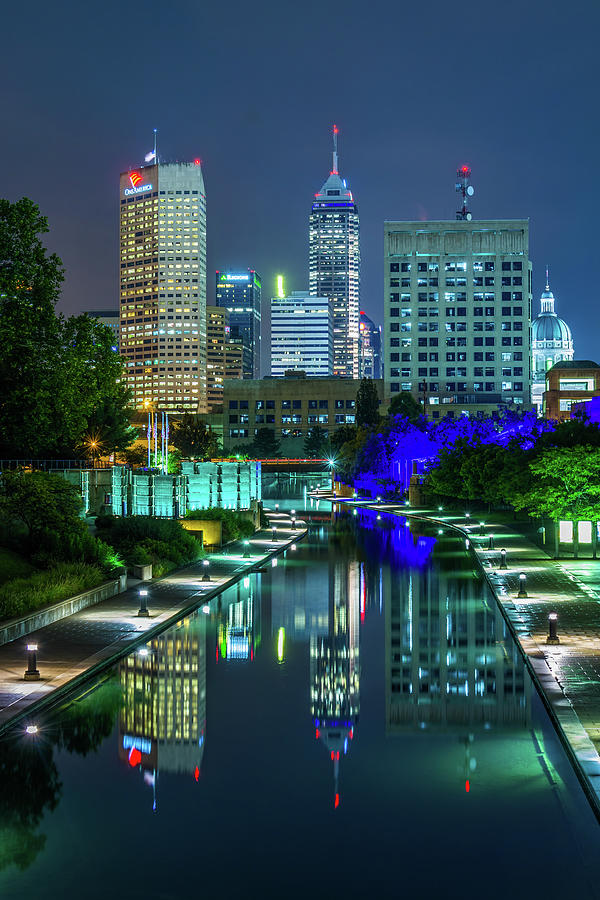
[1,477,600,899]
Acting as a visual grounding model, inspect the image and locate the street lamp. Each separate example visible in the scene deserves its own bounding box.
[202,559,211,582]
[24,644,40,681]
[138,589,150,618]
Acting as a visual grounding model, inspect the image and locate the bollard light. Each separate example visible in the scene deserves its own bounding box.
[438,529,443,535]
[517,573,527,598]
[500,549,507,569]
[291,509,296,516]
[353,509,357,516]
[243,540,250,558]
[25,724,39,735]
[479,521,485,536]
[438,506,443,512]
[465,539,470,549]
[275,504,279,511]
[202,559,211,582]
[377,514,381,521]
[24,644,40,681]
[376,496,381,503]
[465,512,470,519]
[488,534,495,550]
[547,613,560,644]
[201,605,210,614]
[138,589,150,618]
[272,526,278,542]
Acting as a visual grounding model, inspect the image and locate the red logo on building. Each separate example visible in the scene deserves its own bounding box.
[129,171,143,187]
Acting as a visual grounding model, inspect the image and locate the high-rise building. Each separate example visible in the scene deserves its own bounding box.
[119,160,207,413]
[206,306,244,411]
[309,127,360,379]
[531,271,574,413]
[89,309,120,350]
[359,311,382,379]
[270,291,333,377]
[215,270,261,379]
[384,219,532,418]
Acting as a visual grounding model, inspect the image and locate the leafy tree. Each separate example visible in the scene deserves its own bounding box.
[330,424,357,453]
[170,414,220,459]
[387,391,423,423]
[252,427,281,458]
[0,471,83,547]
[304,425,329,459]
[356,378,381,427]
[510,446,600,521]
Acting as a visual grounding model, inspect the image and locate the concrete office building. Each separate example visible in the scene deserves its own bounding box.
[543,360,600,421]
[270,292,333,377]
[383,220,532,418]
[359,311,382,379]
[531,273,574,413]
[223,371,384,455]
[119,160,207,413]
[215,270,261,379]
[309,128,360,379]
[206,305,244,411]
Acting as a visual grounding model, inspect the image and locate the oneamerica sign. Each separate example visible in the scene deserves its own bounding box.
[124,183,153,196]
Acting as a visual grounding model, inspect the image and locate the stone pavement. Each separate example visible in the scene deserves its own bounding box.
[0,507,304,733]
[328,492,600,814]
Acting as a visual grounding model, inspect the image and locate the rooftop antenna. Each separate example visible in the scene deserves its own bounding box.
[332,124,339,175]
[145,128,158,165]
[455,165,474,220]
[545,264,550,290]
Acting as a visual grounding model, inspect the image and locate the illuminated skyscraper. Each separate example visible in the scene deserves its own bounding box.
[119,159,207,413]
[309,127,360,379]
[270,291,333,377]
[359,311,382,379]
[215,270,262,378]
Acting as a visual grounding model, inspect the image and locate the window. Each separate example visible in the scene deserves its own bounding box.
[485,261,495,271]
[485,337,495,346]
[474,337,483,346]
[513,307,522,316]
[229,414,238,423]
[255,414,265,424]
[401,262,411,272]
[282,415,291,424]
[513,277,522,285]
[418,262,427,272]
[401,353,411,362]
[474,367,483,376]
[418,367,427,377]
[485,382,495,391]
[474,352,483,361]
[266,415,275,424]
[429,368,439,377]
[485,352,495,361]
[418,352,427,362]
[429,352,439,361]
[502,261,511,271]
[513,261,522,270]
[308,400,317,409]
[335,399,344,408]
[319,400,328,409]
[293,399,301,409]
[430,338,438,346]
[446,352,456,361]
[229,400,238,409]
[266,400,275,409]
[514,382,523,391]
[502,382,512,391]
[390,262,400,272]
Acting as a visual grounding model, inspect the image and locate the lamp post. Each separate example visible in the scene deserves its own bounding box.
[202,559,211,582]
[138,589,150,618]
[547,613,560,645]
[24,644,40,681]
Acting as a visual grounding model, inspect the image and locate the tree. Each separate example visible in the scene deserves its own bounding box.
[0,199,134,459]
[304,425,329,459]
[170,414,220,459]
[330,424,357,453]
[252,428,281,458]
[387,391,423,423]
[356,378,381,427]
[510,446,600,521]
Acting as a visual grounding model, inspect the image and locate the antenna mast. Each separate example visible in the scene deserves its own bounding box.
[455,165,474,220]
[332,124,339,175]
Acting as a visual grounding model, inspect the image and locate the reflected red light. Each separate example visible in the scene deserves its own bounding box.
[349,729,353,740]
[465,780,470,793]
[334,793,340,808]
[128,747,141,767]
[250,646,254,661]
[336,751,340,760]
[331,751,334,760]
[315,728,320,740]
[194,766,200,782]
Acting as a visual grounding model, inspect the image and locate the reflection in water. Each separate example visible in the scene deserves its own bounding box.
[118,615,206,807]
[216,577,261,661]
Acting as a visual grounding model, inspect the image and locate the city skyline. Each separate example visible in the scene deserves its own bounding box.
[2,0,598,360]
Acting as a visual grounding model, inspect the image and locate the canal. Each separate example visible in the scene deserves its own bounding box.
[1,475,599,899]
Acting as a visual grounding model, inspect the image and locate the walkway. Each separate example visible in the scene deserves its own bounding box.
[0,508,304,733]
[326,491,600,813]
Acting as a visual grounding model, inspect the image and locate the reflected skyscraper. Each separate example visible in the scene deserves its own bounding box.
[118,615,207,805]
[310,557,361,806]
[216,576,261,661]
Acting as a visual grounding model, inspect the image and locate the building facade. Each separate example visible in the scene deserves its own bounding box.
[309,129,360,379]
[119,161,207,413]
[206,305,244,411]
[89,309,120,349]
[215,270,261,379]
[383,219,532,418]
[531,274,574,413]
[543,360,600,421]
[270,292,333,377]
[359,311,382,379]
[223,372,384,455]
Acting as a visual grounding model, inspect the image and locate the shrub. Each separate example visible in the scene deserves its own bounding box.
[185,508,256,542]
[0,562,105,621]
[98,516,201,573]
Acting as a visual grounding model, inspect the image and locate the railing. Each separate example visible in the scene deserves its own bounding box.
[0,459,94,471]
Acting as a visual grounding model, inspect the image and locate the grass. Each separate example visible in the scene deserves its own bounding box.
[0,562,106,622]
[0,547,35,586]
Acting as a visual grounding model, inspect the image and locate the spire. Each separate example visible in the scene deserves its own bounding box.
[545,264,550,291]
[332,124,339,175]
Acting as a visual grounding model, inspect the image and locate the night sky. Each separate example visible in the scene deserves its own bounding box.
[2,0,598,358]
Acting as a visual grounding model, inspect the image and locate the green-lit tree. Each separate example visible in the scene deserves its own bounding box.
[356,378,381,427]
[170,414,220,460]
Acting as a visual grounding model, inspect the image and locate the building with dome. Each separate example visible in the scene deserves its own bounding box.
[531,272,574,412]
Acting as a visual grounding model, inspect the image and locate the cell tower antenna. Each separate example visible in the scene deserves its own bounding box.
[332,124,339,175]
[455,165,474,220]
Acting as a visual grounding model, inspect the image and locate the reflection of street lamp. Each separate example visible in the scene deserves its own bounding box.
[327,457,337,492]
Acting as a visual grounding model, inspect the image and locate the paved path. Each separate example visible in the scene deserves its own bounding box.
[0,508,304,733]
[324,491,600,814]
